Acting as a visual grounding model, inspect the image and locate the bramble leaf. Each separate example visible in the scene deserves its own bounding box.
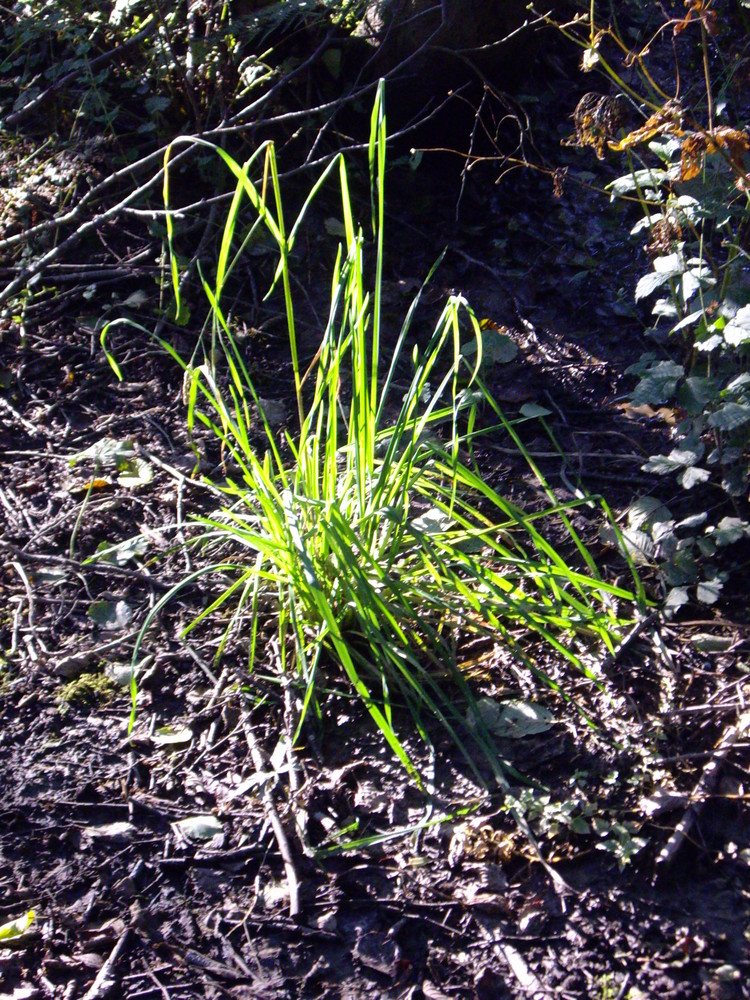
[708,403,750,431]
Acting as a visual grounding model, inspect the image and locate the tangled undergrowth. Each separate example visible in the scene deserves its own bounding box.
[2,6,750,998]
[544,0,750,608]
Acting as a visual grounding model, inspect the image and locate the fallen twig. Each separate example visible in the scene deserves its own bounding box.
[240,698,302,919]
[474,913,550,999]
[654,711,750,879]
[279,642,316,860]
[0,144,195,310]
[599,610,660,675]
[0,539,176,592]
[81,926,132,1000]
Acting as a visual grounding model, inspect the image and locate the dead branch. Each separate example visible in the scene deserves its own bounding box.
[240,698,302,919]
[81,926,132,1000]
[654,711,750,879]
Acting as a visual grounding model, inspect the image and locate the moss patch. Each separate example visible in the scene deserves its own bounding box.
[57,671,117,707]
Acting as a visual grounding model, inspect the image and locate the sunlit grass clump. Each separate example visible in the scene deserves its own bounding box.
[105,83,641,785]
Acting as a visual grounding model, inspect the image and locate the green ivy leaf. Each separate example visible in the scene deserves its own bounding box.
[619,528,655,565]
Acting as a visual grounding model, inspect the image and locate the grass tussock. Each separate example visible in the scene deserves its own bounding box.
[104,83,643,787]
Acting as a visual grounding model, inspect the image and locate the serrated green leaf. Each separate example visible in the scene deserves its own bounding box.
[697,578,724,604]
[153,725,194,747]
[671,442,704,464]
[117,457,153,489]
[696,536,717,558]
[648,137,683,162]
[643,454,683,475]
[626,353,658,376]
[695,334,724,352]
[88,600,133,631]
[725,373,750,394]
[665,587,689,613]
[89,535,148,567]
[662,549,698,585]
[631,213,664,236]
[626,496,672,530]
[651,519,676,546]
[676,512,707,530]
[677,377,720,415]
[708,403,750,431]
[670,308,705,333]
[723,304,750,346]
[654,252,684,273]
[631,361,684,405]
[677,465,710,489]
[569,816,591,836]
[619,528,655,565]
[721,466,747,496]
[635,269,676,302]
[71,437,135,468]
[174,815,223,841]
[712,517,749,546]
[689,633,733,652]
[607,167,672,197]
[653,298,679,320]
[519,403,552,419]
[0,910,35,943]
[466,698,554,738]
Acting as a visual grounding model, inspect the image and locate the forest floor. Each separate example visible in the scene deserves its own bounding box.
[1,44,750,1000]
